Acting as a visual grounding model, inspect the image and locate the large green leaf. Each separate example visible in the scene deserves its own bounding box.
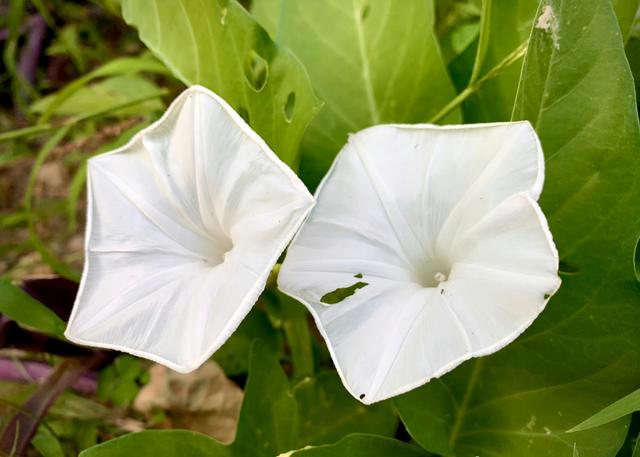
[79,430,230,457]
[293,372,397,446]
[213,307,282,376]
[232,342,298,456]
[396,0,640,456]
[253,0,458,190]
[569,387,640,432]
[121,0,321,167]
[0,280,66,339]
[289,434,429,457]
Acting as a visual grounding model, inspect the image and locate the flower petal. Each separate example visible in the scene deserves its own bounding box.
[279,123,559,403]
[66,86,314,372]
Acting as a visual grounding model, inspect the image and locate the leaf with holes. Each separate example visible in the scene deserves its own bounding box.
[253,0,459,190]
[395,0,640,455]
[121,0,322,167]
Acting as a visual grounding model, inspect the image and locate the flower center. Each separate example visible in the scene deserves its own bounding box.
[203,234,233,267]
[415,259,451,288]
[433,271,448,283]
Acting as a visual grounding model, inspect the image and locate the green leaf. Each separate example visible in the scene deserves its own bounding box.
[48,24,88,72]
[253,0,459,190]
[121,0,321,167]
[31,75,164,117]
[264,291,314,379]
[213,307,281,376]
[36,54,168,124]
[233,341,299,456]
[97,355,147,407]
[32,427,66,457]
[396,0,640,456]
[294,372,397,447]
[460,0,539,122]
[613,0,640,43]
[79,430,231,457]
[435,0,482,64]
[569,388,640,432]
[288,434,429,457]
[0,280,66,338]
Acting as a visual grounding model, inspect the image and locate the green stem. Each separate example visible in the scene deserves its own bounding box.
[0,89,167,143]
[468,0,492,86]
[428,40,529,124]
[0,124,51,142]
[23,126,80,281]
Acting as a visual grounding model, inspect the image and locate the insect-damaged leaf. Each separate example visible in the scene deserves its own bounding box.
[121,0,321,167]
[253,0,459,190]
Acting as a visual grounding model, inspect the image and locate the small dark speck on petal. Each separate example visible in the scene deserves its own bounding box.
[359,394,365,399]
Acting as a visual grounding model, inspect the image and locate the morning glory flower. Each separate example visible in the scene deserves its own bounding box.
[65,85,314,373]
[278,122,561,404]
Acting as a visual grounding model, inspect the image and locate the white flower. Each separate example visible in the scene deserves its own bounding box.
[278,122,561,404]
[65,86,314,373]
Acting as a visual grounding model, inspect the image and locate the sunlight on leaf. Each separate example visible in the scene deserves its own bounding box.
[121,0,321,167]
[253,0,459,190]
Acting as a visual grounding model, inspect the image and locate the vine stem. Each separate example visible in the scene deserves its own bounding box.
[428,40,529,124]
